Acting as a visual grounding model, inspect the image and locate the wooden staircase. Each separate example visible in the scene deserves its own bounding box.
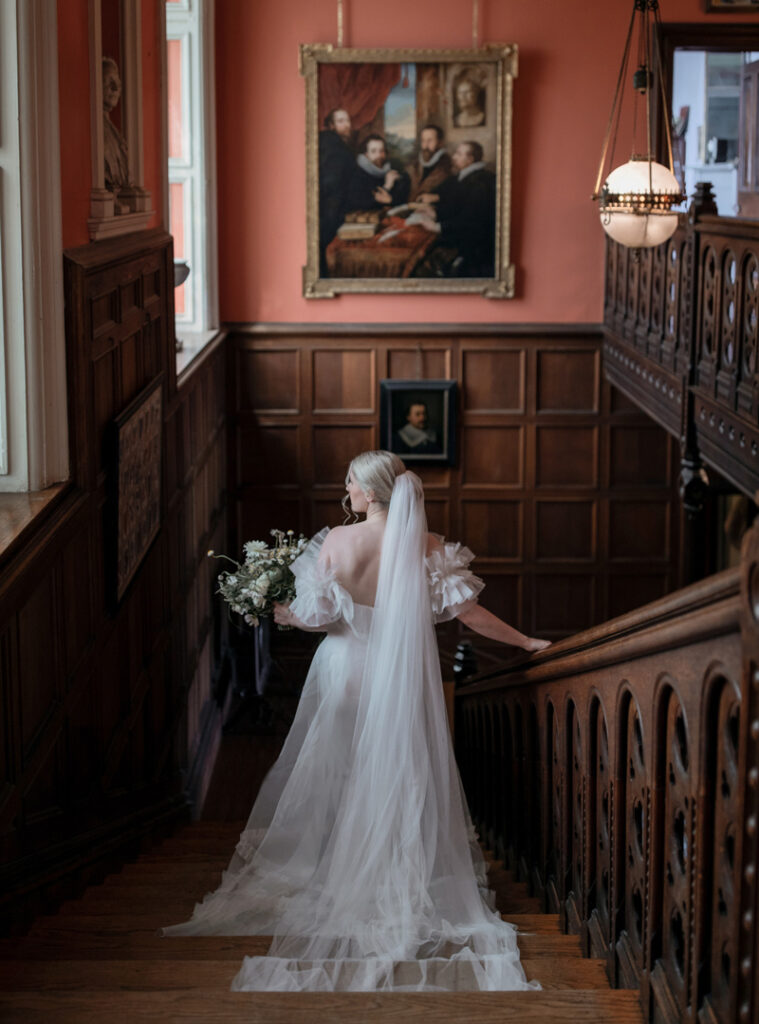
[0,822,643,1022]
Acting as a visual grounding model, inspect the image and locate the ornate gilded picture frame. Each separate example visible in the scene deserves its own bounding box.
[300,44,517,299]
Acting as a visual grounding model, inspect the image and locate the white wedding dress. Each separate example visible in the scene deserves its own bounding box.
[163,472,539,993]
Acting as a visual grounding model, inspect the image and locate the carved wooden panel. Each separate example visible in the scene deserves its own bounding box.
[535,499,595,562]
[462,500,522,561]
[387,347,450,379]
[608,500,670,562]
[462,427,523,486]
[313,425,375,484]
[588,699,611,957]
[609,425,671,487]
[653,689,693,1020]
[537,349,598,412]
[238,349,300,412]
[463,350,524,412]
[313,350,375,412]
[535,426,597,487]
[534,575,595,635]
[699,674,741,1023]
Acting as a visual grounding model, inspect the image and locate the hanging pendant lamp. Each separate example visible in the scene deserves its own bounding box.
[592,0,686,252]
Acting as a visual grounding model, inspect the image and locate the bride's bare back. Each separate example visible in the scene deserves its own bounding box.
[319,521,440,608]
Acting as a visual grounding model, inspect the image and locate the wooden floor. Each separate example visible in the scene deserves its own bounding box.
[0,820,643,1022]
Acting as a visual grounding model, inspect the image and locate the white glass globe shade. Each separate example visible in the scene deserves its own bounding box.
[599,159,681,248]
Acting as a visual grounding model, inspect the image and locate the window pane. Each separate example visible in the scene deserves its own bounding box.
[168,38,183,161]
[170,181,186,315]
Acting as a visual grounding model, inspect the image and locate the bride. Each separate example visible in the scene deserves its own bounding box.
[164,450,550,991]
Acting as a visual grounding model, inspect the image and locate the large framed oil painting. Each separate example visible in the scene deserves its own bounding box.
[300,44,517,299]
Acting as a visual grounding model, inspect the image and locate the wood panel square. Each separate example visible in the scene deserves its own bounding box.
[313,425,375,484]
[238,350,299,411]
[425,499,450,538]
[463,427,523,486]
[463,350,524,412]
[536,426,597,486]
[608,573,669,618]
[609,501,669,561]
[534,574,595,634]
[237,424,299,486]
[239,492,302,541]
[388,348,450,379]
[312,497,349,532]
[609,426,670,486]
[415,464,451,488]
[462,500,522,559]
[536,500,595,561]
[470,573,521,630]
[313,350,375,411]
[537,350,598,411]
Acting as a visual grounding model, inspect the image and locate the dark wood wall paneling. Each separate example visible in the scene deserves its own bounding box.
[0,230,228,932]
[229,329,681,652]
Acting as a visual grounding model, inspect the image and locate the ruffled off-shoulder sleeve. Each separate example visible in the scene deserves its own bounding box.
[289,527,354,630]
[425,537,485,624]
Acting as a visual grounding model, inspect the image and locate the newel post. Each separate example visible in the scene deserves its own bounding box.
[737,511,759,1024]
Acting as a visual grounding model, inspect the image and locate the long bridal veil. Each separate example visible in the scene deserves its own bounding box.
[165,471,538,992]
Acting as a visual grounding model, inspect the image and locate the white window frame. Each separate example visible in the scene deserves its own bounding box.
[0,0,68,492]
[165,0,219,343]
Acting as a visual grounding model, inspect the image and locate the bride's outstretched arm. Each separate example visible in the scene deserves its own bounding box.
[457,604,551,653]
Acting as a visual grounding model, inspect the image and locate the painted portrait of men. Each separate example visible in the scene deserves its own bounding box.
[304,48,513,296]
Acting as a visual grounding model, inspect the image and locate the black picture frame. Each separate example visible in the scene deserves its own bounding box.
[379,379,457,465]
[107,374,163,607]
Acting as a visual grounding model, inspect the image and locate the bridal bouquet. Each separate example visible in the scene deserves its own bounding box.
[209,529,308,628]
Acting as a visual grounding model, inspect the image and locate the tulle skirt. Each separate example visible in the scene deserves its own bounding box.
[163,607,539,993]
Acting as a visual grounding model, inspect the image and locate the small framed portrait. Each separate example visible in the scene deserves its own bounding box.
[299,43,517,298]
[108,374,163,605]
[379,380,457,464]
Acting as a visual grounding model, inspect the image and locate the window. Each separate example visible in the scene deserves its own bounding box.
[0,0,68,492]
[671,49,759,217]
[165,0,218,348]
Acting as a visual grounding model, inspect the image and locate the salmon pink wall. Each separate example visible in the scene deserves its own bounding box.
[215,0,739,325]
[57,0,164,249]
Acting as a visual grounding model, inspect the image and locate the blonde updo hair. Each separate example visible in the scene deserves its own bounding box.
[342,450,406,522]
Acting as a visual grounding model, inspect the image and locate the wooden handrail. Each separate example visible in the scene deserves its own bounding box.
[455,523,759,1024]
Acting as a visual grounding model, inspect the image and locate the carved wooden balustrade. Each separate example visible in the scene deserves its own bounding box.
[456,518,759,1024]
[603,189,759,510]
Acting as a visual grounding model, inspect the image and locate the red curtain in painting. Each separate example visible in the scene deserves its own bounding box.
[318,63,401,134]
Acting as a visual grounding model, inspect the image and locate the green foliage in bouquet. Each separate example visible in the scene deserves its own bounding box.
[209,529,308,628]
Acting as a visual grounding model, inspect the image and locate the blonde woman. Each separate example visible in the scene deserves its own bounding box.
[165,451,550,992]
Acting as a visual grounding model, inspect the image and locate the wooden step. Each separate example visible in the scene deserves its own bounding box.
[0,932,583,961]
[0,954,607,993]
[0,988,644,1022]
[29,912,562,937]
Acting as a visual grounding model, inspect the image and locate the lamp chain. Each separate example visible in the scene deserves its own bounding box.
[337,0,344,47]
[472,0,479,49]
